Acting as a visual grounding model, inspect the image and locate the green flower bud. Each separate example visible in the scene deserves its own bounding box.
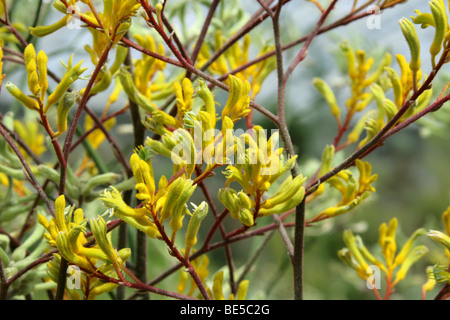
[399,17,421,72]
[218,188,240,218]
[429,0,448,67]
[427,230,450,250]
[340,41,357,79]
[81,172,120,196]
[45,57,87,111]
[259,185,305,216]
[212,271,225,300]
[237,192,252,209]
[393,245,428,285]
[55,232,91,271]
[385,67,403,107]
[160,178,186,222]
[0,163,25,180]
[11,223,45,261]
[6,82,40,111]
[412,10,435,29]
[90,216,118,262]
[318,145,335,177]
[197,80,216,125]
[169,179,197,233]
[394,228,427,267]
[118,67,156,113]
[55,91,78,135]
[118,248,132,262]
[343,229,370,277]
[90,68,112,95]
[260,175,306,211]
[338,248,358,270]
[238,208,254,227]
[432,264,450,283]
[348,110,376,144]
[29,15,70,38]
[313,78,341,120]
[88,282,119,300]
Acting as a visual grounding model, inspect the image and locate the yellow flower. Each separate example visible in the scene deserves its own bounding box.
[197,33,275,99]
[313,159,377,221]
[221,75,251,122]
[339,218,428,291]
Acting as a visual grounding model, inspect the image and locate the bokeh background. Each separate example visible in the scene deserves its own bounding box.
[1,0,450,300]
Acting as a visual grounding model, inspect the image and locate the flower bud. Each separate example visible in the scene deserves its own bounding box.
[6,82,40,110]
[343,230,370,278]
[427,230,450,250]
[393,245,428,285]
[218,187,240,218]
[90,216,118,262]
[222,75,251,121]
[429,0,448,67]
[443,206,450,236]
[45,57,87,110]
[197,80,216,126]
[152,110,179,128]
[212,271,225,300]
[238,208,254,227]
[259,185,305,216]
[160,177,185,222]
[36,50,48,99]
[81,172,120,196]
[56,232,92,271]
[313,77,341,120]
[260,175,306,211]
[318,145,335,177]
[30,15,70,38]
[174,78,194,118]
[169,179,197,233]
[118,67,156,113]
[393,228,426,267]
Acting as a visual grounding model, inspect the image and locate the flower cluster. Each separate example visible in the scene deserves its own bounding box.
[339,218,428,297]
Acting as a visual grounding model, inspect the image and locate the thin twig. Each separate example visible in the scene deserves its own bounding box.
[236,230,275,285]
[0,256,8,300]
[190,0,221,64]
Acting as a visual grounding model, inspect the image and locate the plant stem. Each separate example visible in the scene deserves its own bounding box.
[261,0,338,300]
[55,258,68,300]
[293,199,305,300]
[123,40,148,298]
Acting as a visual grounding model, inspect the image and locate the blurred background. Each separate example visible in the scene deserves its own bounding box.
[1,0,450,300]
